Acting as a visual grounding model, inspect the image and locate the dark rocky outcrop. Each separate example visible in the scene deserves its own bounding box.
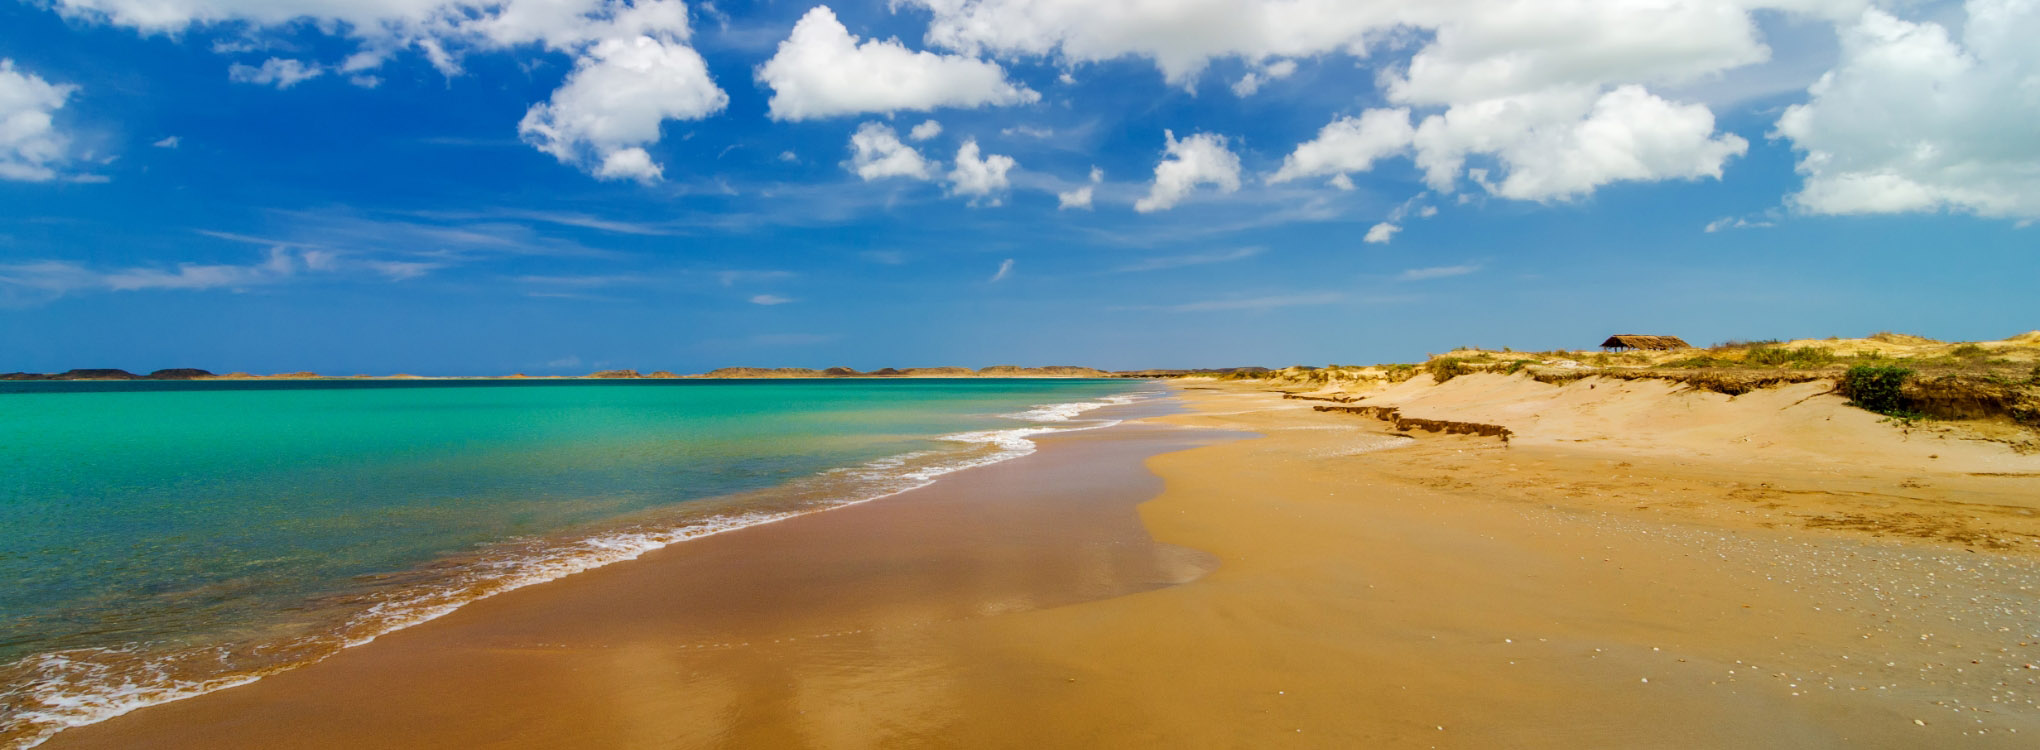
[55,369,141,380]
[584,369,643,379]
[146,368,216,380]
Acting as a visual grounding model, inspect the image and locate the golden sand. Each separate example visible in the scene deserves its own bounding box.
[43,382,2040,748]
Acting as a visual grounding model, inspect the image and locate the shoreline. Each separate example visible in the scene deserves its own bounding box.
[4,387,1166,749]
[33,380,2040,747]
[35,397,1233,749]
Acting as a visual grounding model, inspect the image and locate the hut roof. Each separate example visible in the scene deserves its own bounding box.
[1600,335,1691,350]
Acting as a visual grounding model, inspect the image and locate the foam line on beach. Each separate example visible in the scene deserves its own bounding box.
[0,388,1164,750]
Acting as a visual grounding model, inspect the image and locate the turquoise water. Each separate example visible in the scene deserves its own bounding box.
[0,378,1150,745]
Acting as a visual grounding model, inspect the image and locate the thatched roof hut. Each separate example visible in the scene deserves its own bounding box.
[1600,335,1690,351]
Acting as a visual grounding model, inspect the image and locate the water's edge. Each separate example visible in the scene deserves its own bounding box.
[0,387,1165,749]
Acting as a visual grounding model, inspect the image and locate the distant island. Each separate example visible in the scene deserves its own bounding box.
[0,366,1276,381]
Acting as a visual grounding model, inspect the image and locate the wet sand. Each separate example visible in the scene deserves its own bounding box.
[43,385,2040,748]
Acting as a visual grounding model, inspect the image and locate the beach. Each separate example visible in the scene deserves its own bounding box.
[34,378,2040,748]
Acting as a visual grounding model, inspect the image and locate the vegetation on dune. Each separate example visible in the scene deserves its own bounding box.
[1743,346,1840,368]
[1426,357,1473,383]
[1840,365,1916,418]
[1188,332,2037,433]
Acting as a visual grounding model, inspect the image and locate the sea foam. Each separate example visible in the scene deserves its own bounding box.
[0,387,1161,749]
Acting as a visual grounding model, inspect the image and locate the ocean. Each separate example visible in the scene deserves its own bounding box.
[0,378,1154,747]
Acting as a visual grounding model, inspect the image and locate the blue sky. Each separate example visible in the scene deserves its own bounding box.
[1,0,2033,375]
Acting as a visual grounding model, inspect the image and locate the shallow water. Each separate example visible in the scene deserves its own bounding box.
[0,378,1152,746]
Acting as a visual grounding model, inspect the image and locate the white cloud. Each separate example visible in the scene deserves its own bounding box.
[1057,167,1099,209]
[1135,130,1242,213]
[778,150,799,163]
[1231,58,1296,96]
[909,119,943,141]
[151,136,180,148]
[1363,223,1400,244]
[228,58,324,89]
[846,122,934,181]
[749,293,794,305]
[946,139,1015,204]
[1269,107,1413,184]
[0,60,79,182]
[1412,85,1748,201]
[1057,186,1093,210]
[1776,1,2040,219]
[50,1,731,183]
[757,5,1038,121]
[904,1,1860,88]
[593,147,662,182]
[902,0,1391,86]
[518,32,728,183]
[1397,263,1482,281]
[911,1,1821,202]
[1001,125,1055,138]
[990,258,1014,282]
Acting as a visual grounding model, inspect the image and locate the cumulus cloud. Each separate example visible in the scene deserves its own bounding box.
[757,5,1038,121]
[1775,1,2040,219]
[0,60,79,182]
[49,0,730,182]
[519,32,728,183]
[228,58,324,88]
[1363,223,1400,244]
[911,0,1809,202]
[1270,107,1413,185]
[1231,58,1296,97]
[946,139,1015,204]
[902,0,1390,85]
[1058,166,1101,210]
[909,119,943,141]
[846,121,934,180]
[1414,85,1749,201]
[1135,131,1241,213]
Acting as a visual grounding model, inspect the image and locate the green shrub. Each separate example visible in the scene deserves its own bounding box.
[1427,357,1472,383]
[1504,359,1537,375]
[1949,344,1988,358]
[1745,346,1838,368]
[1840,365,1914,416]
[2030,364,2040,384]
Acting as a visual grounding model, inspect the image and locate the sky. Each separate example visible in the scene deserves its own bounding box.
[0,0,2033,375]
